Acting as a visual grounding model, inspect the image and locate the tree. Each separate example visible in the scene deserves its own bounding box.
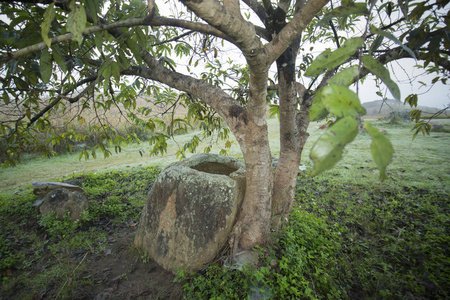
[0,0,448,250]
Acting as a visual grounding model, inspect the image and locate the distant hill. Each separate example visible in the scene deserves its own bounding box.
[362,99,448,117]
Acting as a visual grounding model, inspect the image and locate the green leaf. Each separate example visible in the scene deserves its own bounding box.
[404,93,418,108]
[40,48,52,83]
[41,3,55,47]
[2,92,10,105]
[370,25,416,59]
[361,55,401,101]
[328,66,359,86]
[398,0,409,19]
[310,117,359,176]
[66,2,87,45]
[411,121,430,140]
[305,38,363,77]
[268,104,280,120]
[126,39,142,62]
[111,61,121,83]
[85,0,98,24]
[51,46,67,73]
[309,95,329,122]
[409,109,422,122]
[117,49,131,69]
[317,85,361,118]
[94,31,103,52]
[364,122,394,180]
[100,62,112,93]
[369,35,384,56]
[316,2,369,26]
[409,1,428,21]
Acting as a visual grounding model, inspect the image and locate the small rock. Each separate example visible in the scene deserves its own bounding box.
[33,181,84,198]
[39,188,89,220]
[233,250,259,268]
[429,122,444,132]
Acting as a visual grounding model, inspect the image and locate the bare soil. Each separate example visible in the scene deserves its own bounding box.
[1,223,183,300]
[81,227,182,300]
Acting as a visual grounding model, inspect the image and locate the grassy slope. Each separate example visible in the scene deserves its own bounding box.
[2,118,449,193]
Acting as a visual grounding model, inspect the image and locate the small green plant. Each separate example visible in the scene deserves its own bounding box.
[177,210,342,299]
[77,166,161,223]
[141,252,151,263]
[0,190,35,218]
[0,234,25,272]
[38,211,80,238]
[267,208,342,299]
[176,265,252,299]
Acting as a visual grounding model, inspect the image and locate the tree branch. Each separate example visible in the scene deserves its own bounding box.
[0,17,151,63]
[265,0,329,64]
[242,0,268,27]
[329,20,340,48]
[26,80,94,129]
[149,15,233,41]
[0,13,249,64]
[137,49,240,124]
[181,0,263,55]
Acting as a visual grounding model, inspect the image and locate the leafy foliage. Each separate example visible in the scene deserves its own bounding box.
[0,0,448,274]
[361,55,401,101]
[0,0,447,174]
[310,117,359,176]
[177,209,342,299]
[0,165,161,295]
[295,173,449,299]
[179,166,449,299]
[304,38,363,78]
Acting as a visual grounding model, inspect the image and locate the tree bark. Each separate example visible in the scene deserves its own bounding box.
[269,0,307,228]
[271,48,303,227]
[231,63,273,250]
[233,118,273,250]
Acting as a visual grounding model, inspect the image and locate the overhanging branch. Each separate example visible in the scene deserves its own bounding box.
[0,13,239,64]
[0,17,150,63]
[265,0,329,64]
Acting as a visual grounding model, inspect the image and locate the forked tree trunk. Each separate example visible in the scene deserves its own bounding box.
[228,41,311,250]
[270,37,310,229]
[234,119,273,250]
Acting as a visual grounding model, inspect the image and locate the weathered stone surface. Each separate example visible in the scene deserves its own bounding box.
[39,188,89,220]
[429,122,445,132]
[134,153,246,274]
[33,181,85,198]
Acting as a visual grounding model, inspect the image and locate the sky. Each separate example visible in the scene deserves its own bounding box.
[356,59,449,109]
[162,1,449,109]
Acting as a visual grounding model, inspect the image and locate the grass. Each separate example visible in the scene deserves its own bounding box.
[0,118,449,299]
[0,165,161,299]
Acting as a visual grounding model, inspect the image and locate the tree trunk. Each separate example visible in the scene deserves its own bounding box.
[227,66,274,250]
[271,39,305,228]
[234,118,273,250]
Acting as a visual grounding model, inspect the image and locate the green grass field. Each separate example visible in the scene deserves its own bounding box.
[0,118,449,299]
[2,118,449,193]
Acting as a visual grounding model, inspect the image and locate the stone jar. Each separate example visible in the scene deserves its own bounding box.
[134,153,246,274]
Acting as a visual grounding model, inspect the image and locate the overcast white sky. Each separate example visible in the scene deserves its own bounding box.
[356,59,449,108]
[161,1,449,109]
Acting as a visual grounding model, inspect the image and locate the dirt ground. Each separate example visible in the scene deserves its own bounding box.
[44,224,182,300]
[80,227,182,300]
[2,225,183,300]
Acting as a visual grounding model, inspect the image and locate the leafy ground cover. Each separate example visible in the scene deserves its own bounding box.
[0,166,182,299]
[178,177,449,299]
[0,119,449,299]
